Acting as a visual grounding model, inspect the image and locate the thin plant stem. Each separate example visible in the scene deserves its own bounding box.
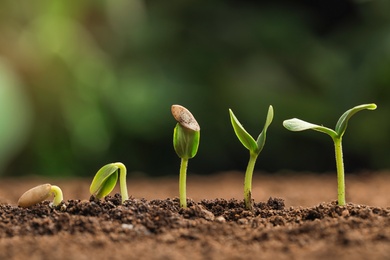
[50,185,63,206]
[179,158,189,208]
[116,162,129,203]
[333,137,346,206]
[244,152,258,210]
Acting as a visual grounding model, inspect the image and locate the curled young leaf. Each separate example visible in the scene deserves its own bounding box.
[90,162,128,202]
[173,123,200,159]
[90,163,119,199]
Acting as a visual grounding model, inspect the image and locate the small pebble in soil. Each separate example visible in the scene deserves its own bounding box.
[121,224,134,230]
[215,216,226,223]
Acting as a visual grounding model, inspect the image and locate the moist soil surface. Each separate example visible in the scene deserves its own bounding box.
[0,171,389,260]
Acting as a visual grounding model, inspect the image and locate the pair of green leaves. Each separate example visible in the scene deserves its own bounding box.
[283,104,377,139]
[229,105,274,210]
[229,105,274,155]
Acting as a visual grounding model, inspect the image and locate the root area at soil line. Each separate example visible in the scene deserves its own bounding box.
[0,172,389,259]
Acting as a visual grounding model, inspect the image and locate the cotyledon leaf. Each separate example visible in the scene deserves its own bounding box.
[255,105,274,154]
[335,103,377,137]
[283,118,337,139]
[229,109,257,152]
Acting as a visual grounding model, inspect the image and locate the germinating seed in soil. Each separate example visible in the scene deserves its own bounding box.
[0,173,389,259]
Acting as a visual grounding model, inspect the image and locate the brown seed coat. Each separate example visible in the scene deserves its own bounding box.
[17,183,52,208]
[171,104,200,131]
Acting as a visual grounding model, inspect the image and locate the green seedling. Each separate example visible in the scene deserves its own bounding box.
[229,105,274,210]
[171,104,200,208]
[18,183,63,208]
[90,162,129,203]
[283,103,377,206]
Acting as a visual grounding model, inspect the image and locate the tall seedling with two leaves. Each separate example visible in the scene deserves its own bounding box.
[229,105,274,210]
[283,103,377,206]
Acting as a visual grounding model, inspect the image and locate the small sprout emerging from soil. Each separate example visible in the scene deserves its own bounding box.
[90,162,129,203]
[229,105,274,210]
[18,183,63,208]
[283,103,377,206]
[171,104,200,209]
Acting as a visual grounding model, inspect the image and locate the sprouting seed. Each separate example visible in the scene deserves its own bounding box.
[90,162,129,203]
[171,104,200,208]
[18,183,63,208]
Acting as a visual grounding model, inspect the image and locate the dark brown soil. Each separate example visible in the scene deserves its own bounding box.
[0,172,389,259]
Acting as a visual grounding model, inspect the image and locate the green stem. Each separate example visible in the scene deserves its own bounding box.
[116,162,129,203]
[333,137,346,206]
[244,152,258,210]
[50,185,63,206]
[179,158,189,208]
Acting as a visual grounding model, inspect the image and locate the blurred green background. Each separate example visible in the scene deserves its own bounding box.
[0,0,389,178]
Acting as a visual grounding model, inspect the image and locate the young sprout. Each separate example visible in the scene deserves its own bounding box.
[171,104,200,209]
[90,162,129,203]
[229,105,274,210]
[283,103,377,206]
[18,183,63,208]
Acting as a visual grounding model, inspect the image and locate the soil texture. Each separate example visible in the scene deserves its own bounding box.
[0,172,389,259]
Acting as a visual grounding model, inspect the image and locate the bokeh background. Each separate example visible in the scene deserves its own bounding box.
[0,0,389,178]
